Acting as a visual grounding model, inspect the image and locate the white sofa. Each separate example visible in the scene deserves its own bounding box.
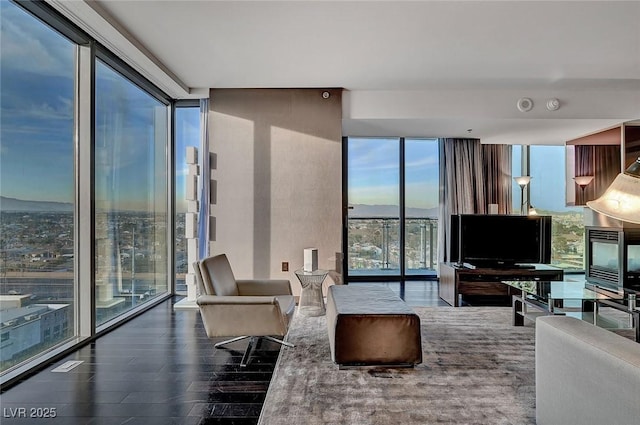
[535,316,640,425]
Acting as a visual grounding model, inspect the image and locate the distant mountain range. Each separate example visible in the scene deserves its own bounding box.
[0,197,573,216]
[349,204,438,218]
[0,196,73,212]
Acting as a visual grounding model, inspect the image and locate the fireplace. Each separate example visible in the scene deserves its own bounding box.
[585,225,640,293]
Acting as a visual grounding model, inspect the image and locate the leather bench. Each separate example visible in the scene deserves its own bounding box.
[326,285,422,367]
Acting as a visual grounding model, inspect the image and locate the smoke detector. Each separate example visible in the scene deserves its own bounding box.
[546,98,560,111]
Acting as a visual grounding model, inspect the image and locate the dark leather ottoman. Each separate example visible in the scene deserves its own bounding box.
[326,285,422,367]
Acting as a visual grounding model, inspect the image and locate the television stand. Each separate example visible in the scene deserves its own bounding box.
[464,262,536,270]
[439,262,564,307]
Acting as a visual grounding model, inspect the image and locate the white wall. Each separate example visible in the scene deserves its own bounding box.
[209,89,342,296]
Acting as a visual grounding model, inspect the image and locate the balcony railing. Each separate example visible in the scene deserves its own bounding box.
[348,217,438,275]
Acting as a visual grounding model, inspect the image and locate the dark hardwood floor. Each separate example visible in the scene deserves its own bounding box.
[1,281,444,424]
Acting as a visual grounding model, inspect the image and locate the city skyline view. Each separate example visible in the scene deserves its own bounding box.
[1,0,172,374]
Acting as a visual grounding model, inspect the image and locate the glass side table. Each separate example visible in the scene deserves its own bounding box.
[294,269,328,316]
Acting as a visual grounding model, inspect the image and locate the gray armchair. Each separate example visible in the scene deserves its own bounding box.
[193,253,295,367]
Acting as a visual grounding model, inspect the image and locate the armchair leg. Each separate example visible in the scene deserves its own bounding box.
[264,336,294,348]
[214,335,250,348]
[214,335,294,368]
[240,337,258,368]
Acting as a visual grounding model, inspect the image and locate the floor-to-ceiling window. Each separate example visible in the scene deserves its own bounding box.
[1,0,174,384]
[404,139,439,275]
[94,58,170,326]
[0,0,77,373]
[345,137,439,280]
[174,103,200,295]
[512,145,585,272]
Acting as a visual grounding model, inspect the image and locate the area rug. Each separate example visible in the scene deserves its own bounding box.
[258,307,537,425]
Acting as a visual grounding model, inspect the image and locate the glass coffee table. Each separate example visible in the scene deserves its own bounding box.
[503,280,639,341]
[587,283,639,341]
[503,280,617,324]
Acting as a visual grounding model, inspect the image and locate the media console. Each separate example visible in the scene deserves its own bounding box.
[438,262,564,307]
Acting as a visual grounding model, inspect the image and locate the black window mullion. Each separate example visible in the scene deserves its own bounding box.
[13,0,91,44]
[342,136,349,283]
[94,48,171,105]
[399,137,406,297]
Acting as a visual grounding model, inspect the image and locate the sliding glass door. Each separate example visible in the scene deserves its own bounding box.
[345,137,439,280]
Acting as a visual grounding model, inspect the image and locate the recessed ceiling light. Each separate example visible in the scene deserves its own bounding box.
[517,97,534,112]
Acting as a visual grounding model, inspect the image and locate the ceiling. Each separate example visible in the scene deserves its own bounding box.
[65,0,640,144]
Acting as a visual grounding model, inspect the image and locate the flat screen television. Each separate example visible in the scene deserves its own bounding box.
[450,214,552,268]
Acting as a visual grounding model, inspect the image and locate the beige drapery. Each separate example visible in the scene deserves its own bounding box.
[437,139,512,265]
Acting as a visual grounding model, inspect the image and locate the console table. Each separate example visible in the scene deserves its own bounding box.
[438,262,564,307]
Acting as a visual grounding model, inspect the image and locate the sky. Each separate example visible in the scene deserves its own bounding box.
[0,1,197,212]
[1,1,577,214]
[175,108,201,212]
[1,1,76,204]
[348,137,439,210]
[513,145,580,213]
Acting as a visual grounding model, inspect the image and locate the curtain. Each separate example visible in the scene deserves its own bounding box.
[197,98,210,259]
[575,145,620,205]
[437,139,512,266]
[594,145,622,199]
[438,138,483,265]
[483,144,512,214]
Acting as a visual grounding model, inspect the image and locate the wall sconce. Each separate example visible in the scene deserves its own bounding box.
[514,176,531,215]
[587,158,640,224]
